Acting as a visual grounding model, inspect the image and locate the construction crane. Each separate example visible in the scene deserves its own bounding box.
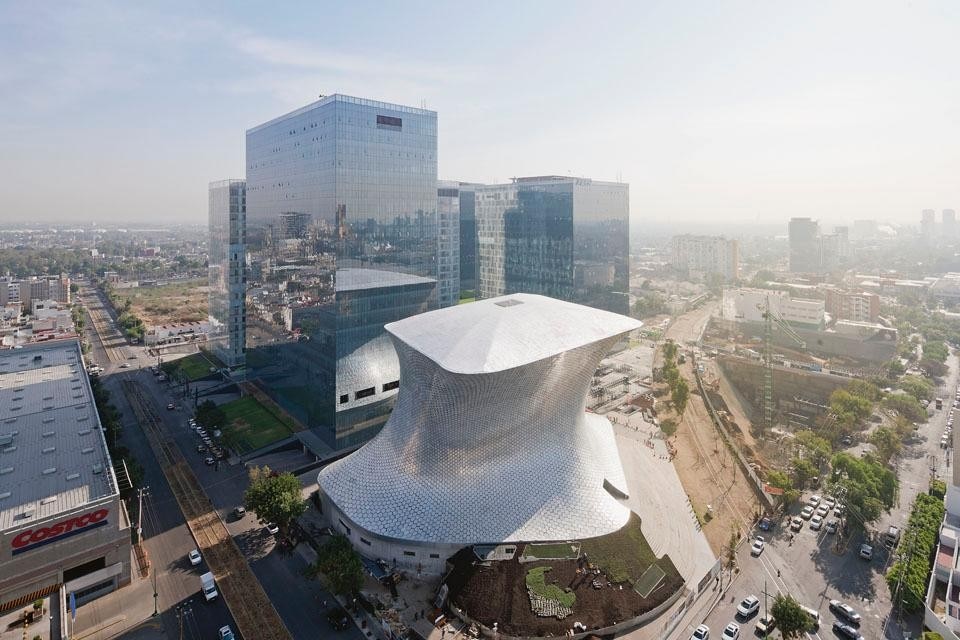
[760,295,806,430]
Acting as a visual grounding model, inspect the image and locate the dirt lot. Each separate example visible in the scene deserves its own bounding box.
[127,278,208,325]
[658,303,761,554]
[446,543,683,637]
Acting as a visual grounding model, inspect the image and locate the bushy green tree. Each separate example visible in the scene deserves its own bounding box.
[829,453,897,529]
[765,470,800,505]
[244,466,306,533]
[870,426,902,466]
[899,375,934,402]
[830,389,872,426]
[886,494,945,612]
[794,430,832,469]
[882,393,926,422]
[308,534,365,596]
[671,377,690,415]
[771,594,814,639]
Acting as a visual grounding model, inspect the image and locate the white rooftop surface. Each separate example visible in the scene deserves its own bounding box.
[385,293,642,374]
[335,268,436,293]
[0,341,117,533]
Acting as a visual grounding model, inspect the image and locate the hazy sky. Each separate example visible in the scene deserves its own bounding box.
[1,1,958,227]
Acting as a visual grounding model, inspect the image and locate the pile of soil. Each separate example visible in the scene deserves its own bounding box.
[445,545,684,637]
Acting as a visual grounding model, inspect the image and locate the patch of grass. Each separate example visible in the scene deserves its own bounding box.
[633,564,666,598]
[458,297,476,305]
[525,567,576,608]
[580,513,678,587]
[523,543,580,560]
[219,396,296,455]
[162,353,215,381]
[127,278,208,325]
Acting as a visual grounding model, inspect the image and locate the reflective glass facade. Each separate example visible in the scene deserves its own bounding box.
[207,179,246,369]
[475,177,629,314]
[458,182,481,296]
[245,95,438,450]
[437,180,460,307]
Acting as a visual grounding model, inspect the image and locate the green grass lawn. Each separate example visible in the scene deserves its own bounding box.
[219,396,296,455]
[161,353,215,381]
[522,542,580,559]
[579,513,678,587]
[525,567,576,608]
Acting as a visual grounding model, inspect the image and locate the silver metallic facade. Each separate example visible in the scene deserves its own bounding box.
[318,294,640,573]
[245,95,438,449]
[476,176,629,314]
[437,180,461,307]
[207,179,246,369]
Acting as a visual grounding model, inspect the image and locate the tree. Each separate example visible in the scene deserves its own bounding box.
[829,390,872,427]
[790,457,818,489]
[870,426,902,466]
[765,470,800,505]
[243,466,306,533]
[671,377,690,415]
[899,375,934,402]
[882,393,926,422]
[307,534,364,596]
[771,594,814,639]
[662,341,679,363]
[828,453,897,530]
[845,379,883,403]
[793,430,832,469]
[195,400,226,429]
[886,493,945,613]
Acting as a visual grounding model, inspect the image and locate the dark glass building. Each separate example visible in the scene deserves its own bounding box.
[458,182,481,297]
[245,95,438,450]
[475,176,629,314]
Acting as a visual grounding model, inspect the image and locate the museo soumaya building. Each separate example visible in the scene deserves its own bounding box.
[317,293,641,574]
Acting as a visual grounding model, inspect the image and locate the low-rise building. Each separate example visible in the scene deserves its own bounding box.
[824,289,880,323]
[0,340,132,612]
[721,287,825,330]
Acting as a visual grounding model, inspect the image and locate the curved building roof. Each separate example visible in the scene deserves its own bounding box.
[385,293,640,374]
[319,294,641,545]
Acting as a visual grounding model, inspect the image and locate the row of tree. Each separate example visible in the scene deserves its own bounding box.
[886,492,946,612]
[661,341,690,415]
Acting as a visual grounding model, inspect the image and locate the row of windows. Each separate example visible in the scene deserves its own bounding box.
[338,379,400,404]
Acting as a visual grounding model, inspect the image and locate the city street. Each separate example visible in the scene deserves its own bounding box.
[80,282,363,640]
[696,354,959,640]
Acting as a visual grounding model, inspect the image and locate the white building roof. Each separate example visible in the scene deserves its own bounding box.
[386,293,641,374]
[0,341,117,533]
[335,268,436,293]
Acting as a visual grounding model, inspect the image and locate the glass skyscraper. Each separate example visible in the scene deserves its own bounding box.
[245,95,438,450]
[437,180,460,307]
[207,179,246,369]
[475,176,629,314]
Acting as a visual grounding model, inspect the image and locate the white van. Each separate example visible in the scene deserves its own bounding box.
[200,572,218,601]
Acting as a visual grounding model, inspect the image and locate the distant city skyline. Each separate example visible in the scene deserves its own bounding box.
[1,1,958,225]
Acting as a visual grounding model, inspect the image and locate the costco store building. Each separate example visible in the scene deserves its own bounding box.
[0,341,131,612]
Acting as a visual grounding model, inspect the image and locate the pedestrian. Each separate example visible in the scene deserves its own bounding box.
[776,569,781,578]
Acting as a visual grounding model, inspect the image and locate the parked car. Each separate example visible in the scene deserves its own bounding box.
[204,457,215,466]
[219,626,235,640]
[690,624,710,640]
[859,543,873,560]
[758,517,773,531]
[829,600,861,625]
[808,495,822,506]
[810,515,823,531]
[166,403,175,410]
[790,516,803,532]
[721,623,740,640]
[801,506,814,520]
[826,519,839,534]
[233,506,246,519]
[750,537,765,556]
[816,504,830,517]
[832,621,862,640]
[737,595,760,619]
[120,362,131,368]
[188,549,202,566]
[754,614,775,635]
[266,522,279,535]
[196,445,206,453]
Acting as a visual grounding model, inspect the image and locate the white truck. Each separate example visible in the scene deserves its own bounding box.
[200,572,218,601]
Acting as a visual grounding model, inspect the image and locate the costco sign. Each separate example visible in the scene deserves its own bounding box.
[11,508,109,555]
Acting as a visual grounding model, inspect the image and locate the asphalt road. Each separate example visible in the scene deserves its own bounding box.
[698,353,959,640]
[80,279,364,640]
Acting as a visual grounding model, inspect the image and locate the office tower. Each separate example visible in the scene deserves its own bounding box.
[921,209,936,244]
[670,235,740,281]
[788,217,820,273]
[458,182,481,297]
[207,179,247,369]
[278,211,312,240]
[437,181,461,308]
[944,209,957,242]
[475,176,629,314]
[245,95,437,450]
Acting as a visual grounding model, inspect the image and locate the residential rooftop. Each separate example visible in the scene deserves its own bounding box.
[0,340,117,533]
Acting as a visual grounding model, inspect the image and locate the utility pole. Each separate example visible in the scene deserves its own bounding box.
[136,486,150,545]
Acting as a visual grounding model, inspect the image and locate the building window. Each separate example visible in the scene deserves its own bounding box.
[403,550,416,557]
[360,537,371,546]
[339,394,349,404]
[429,553,440,559]
[382,380,399,392]
[355,387,375,400]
